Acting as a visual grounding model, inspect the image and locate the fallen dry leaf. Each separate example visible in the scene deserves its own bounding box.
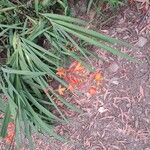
[132,0,149,12]
[56,67,66,77]
[88,86,97,95]
[139,85,144,97]
[57,85,66,95]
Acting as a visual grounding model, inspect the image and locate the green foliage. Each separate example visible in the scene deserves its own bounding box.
[0,0,133,149]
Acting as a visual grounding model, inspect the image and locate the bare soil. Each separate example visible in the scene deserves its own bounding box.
[1,3,150,150]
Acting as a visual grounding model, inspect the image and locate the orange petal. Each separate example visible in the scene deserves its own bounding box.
[88,86,96,95]
[4,122,15,143]
[70,76,80,84]
[56,67,65,77]
[68,61,78,71]
[66,75,80,85]
[94,72,103,81]
[74,62,84,72]
[57,85,66,95]
[4,135,13,143]
[67,84,74,91]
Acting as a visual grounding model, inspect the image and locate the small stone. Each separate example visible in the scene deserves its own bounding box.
[98,107,107,113]
[112,80,119,85]
[109,62,119,73]
[136,37,148,47]
[126,103,131,108]
[109,77,119,85]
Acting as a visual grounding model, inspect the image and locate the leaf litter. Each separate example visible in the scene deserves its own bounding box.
[1,1,150,150]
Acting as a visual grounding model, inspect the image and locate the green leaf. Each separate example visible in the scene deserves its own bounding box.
[87,0,94,13]
[22,38,61,60]
[22,110,34,150]
[49,86,83,113]
[52,19,134,48]
[23,97,66,141]
[0,105,10,137]
[42,13,86,25]
[37,77,68,122]
[53,23,135,61]
[1,67,46,76]
[24,86,64,122]
[0,97,7,112]
[35,0,39,14]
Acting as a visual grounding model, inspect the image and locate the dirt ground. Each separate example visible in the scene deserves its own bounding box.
[1,2,150,150]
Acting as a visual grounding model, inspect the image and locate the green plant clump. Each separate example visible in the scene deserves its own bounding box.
[0,0,133,149]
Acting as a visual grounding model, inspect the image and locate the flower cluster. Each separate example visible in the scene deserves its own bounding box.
[56,61,103,95]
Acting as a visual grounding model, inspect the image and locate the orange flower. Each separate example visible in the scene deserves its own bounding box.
[64,74,80,85]
[4,122,15,144]
[74,62,84,72]
[94,72,103,81]
[68,61,84,73]
[57,85,66,95]
[56,67,65,77]
[67,84,74,91]
[69,76,80,85]
[88,86,97,95]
